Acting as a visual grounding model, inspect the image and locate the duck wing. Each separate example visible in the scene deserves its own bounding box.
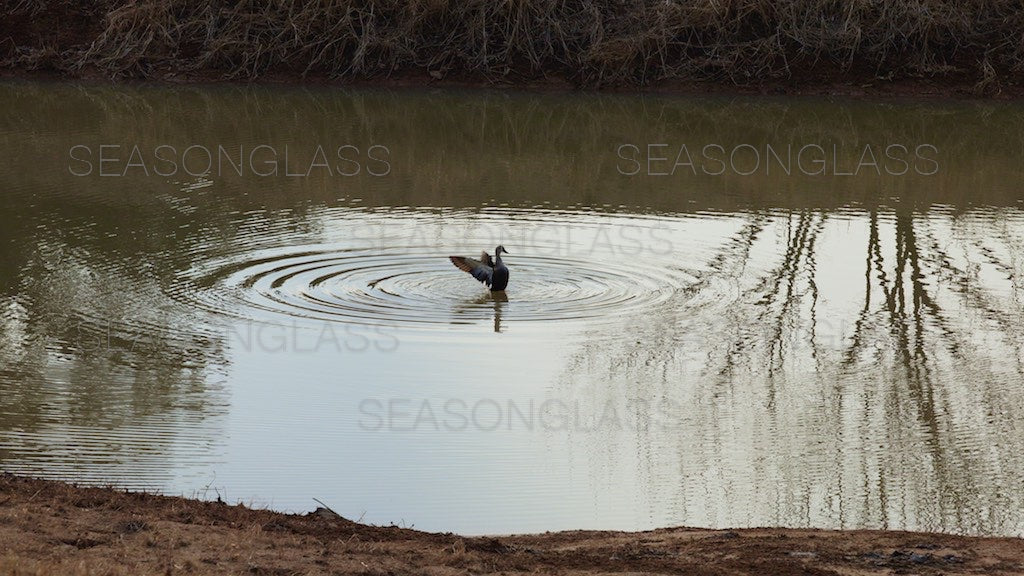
[449,255,494,286]
[480,251,495,267]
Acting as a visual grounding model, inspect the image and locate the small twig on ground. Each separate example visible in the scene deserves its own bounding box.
[312,497,343,520]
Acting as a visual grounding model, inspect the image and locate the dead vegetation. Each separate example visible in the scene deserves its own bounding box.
[2,474,1024,575]
[1,0,1023,90]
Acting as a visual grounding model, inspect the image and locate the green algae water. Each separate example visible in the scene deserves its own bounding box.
[1,81,1024,536]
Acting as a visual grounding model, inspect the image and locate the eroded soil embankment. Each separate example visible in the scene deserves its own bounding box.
[2,1,1024,97]
[1,474,1023,575]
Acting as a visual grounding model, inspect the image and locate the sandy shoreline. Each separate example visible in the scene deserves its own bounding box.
[1,474,1021,575]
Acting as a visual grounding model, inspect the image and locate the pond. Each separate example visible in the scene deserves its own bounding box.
[1,81,1023,536]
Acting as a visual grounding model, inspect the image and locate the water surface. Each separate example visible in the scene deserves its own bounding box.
[1,81,1024,536]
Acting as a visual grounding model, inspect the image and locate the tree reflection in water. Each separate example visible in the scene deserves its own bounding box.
[557,206,1024,536]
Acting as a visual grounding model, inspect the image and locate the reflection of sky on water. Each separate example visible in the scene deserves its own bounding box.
[1,82,1023,536]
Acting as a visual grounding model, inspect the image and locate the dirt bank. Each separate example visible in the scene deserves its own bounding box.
[2,0,1024,97]
[1,474,1022,575]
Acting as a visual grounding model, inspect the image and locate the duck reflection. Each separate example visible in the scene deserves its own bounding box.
[489,291,508,333]
[451,291,508,333]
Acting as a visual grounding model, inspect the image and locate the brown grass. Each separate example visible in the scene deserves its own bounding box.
[2,473,1024,575]
[1,0,1023,90]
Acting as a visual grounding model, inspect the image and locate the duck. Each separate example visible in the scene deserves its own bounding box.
[449,245,510,291]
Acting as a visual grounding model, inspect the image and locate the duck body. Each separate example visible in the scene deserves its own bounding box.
[489,256,509,291]
[450,245,510,291]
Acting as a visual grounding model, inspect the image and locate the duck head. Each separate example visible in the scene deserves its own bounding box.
[495,245,509,256]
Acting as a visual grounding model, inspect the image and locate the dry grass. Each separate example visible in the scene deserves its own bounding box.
[1,0,1023,89]
[2,474,1024,576]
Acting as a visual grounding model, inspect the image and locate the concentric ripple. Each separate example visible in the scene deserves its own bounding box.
[170,245,694,329]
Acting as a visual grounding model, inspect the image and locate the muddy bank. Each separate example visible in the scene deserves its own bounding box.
[2,1,1024,97]
[0,474,1022,575]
